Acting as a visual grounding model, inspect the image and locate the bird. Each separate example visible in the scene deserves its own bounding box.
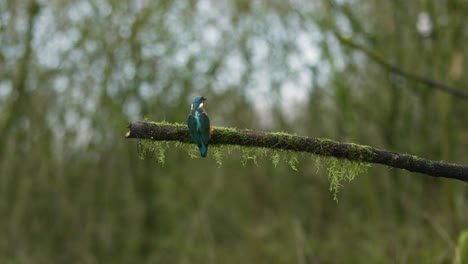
[187,96,212,157]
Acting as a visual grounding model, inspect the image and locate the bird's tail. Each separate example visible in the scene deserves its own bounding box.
[199,144,208,157]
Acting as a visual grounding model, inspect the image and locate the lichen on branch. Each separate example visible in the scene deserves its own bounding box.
[126,121,468,183]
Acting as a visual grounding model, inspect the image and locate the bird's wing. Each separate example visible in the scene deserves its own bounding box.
[187,114,199,143]
[199,111,211,145]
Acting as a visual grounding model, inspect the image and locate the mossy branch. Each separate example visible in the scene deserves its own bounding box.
[125,121,468,183]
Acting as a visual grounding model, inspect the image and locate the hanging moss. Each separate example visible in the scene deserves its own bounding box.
[173,141,199,158]
[288,152,299,171]
[128,120,468,183]
[326,157,370,202]
[138,140,168,166]
[210,145,223,167]
[156,142,167,165]
[240,147,259,166]
[271,150,281,168]
[312,155,322,174]
[135,124,374,200]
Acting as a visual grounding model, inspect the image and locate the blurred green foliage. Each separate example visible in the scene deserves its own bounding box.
[458,230,468,264]
[0,0,467,263]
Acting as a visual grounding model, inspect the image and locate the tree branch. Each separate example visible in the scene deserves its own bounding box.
[332,30,468,101]
[0,0,40,159]
[126,121,468,183]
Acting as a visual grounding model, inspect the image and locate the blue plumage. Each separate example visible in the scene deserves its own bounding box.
[187,96,211,157]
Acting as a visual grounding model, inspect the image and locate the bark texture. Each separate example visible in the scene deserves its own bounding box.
[126,121,468,183]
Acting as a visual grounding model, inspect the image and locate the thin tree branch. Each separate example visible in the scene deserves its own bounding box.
[332,30,468,100]
[0,0,40,159]
[125,121,468,183]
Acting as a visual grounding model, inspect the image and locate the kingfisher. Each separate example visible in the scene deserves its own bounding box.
[187,96,212,157]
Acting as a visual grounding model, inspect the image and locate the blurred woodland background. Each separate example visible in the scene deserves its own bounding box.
[1,0,467,263]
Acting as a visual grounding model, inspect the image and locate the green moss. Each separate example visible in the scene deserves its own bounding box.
[240,147,258,166]
[270,131,297,137]
[136,123,373,201]
[210,145,223,167]
[271,151,281,167]
[311,154,322,173]
[225,145,237,155]
[156,143,167,165]
[346,143,376,161]
[312,138,340,155]
[146,119,185,127]
[174,141,199,158]
[215,127,244,143]
[288,153,299,171]
[217,126,238,133]
[326,157,370,202]
[138,140,167,166]
[225,145,271,167]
